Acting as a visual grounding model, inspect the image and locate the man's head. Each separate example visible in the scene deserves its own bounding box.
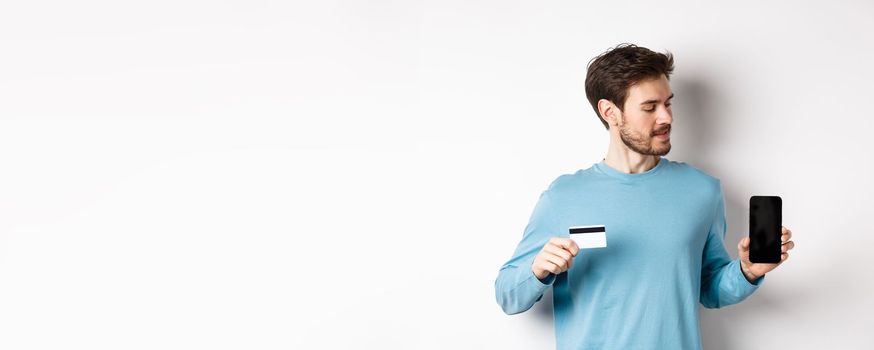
[585,43,675,156]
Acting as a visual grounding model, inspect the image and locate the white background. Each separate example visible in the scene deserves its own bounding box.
[1,1,872,349]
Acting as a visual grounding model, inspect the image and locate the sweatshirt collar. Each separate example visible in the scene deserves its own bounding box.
[594,157,668,182]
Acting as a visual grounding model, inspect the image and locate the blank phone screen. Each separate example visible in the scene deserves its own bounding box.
[749,196,782,263]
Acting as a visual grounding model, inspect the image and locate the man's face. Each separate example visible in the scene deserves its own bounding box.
[615,75,674,156]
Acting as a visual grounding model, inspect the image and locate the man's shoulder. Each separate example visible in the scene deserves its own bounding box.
[664,159,723,196]
[544,159,723,193]
[541,165,601,194]
[666,159,720,182]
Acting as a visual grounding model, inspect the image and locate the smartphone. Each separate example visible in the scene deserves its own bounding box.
[749,196,782,263]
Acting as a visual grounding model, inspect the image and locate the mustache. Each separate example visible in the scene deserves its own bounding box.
[652,125,671,136]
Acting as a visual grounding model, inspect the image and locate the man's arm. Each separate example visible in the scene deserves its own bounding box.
[699,183,764,309]
[495,190,559,315]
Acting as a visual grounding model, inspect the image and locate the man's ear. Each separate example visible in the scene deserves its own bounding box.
[598,99,620,128]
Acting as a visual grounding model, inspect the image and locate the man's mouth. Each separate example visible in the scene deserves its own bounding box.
[653,127,671,138]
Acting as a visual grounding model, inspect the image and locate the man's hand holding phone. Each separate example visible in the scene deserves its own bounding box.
[739,225,795,282]
[532,237,580,280]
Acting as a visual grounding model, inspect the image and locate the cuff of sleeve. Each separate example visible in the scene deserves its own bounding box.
[507,269,553,303]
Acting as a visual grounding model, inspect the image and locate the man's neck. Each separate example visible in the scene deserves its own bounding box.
[603,138,661,174]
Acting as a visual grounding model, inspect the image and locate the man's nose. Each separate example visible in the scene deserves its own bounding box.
[657,107,673,125]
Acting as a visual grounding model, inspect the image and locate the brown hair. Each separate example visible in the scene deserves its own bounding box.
[585,43,674,130]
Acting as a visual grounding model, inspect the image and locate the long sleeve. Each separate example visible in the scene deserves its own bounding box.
[495,189,559,315]
[699,182,764,309]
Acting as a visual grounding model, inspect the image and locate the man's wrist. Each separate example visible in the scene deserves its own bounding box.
[740,261,761,282]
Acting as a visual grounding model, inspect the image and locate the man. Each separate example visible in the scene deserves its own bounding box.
[494,43,796,349]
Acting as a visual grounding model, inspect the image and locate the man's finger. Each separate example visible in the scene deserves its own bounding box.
[538,260,561,275]
[567,240,580,256]
[782,240,795,252]
[545,244,573,262]
[781,252,789,261]
[544,253,569,271]
[550,237,579,256]
[738,237,750,250]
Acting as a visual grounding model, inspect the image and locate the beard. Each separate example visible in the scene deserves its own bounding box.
[617,114,672,156]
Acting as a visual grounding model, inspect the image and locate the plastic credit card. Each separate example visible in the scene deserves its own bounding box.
[569,225,607,249]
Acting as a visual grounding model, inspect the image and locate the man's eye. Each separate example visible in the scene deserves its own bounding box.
[666,103,672,107]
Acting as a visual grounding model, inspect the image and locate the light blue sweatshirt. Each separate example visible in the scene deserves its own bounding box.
[495,157,764,349]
